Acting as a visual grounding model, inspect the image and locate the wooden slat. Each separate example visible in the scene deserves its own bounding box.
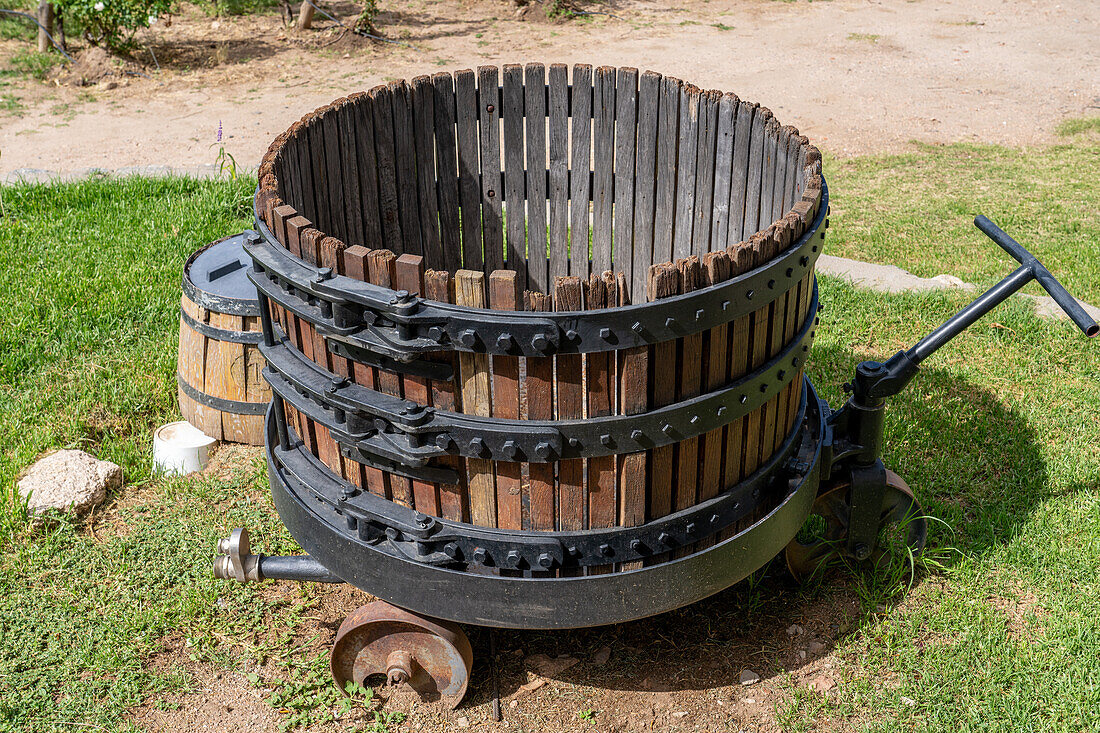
[352,93,383,249]
[554,276,585,535]
[320,105,347,243]
[454,69,484,270]
[432,72,463,273]
[548,63,570,284]
[760,116,779,233]
[209,311,248,443]
[368,249,413,506]
[692,90,719,257]
[391,81,422,256]
[710,93,738,250]
[477,66,505,274]
[525,63,549,295]
[293,121,316,224]
[673,85,699,262]
[369,85,403,252]
[631,70,660,305]
[591,66,615,275]
[271,204,296,249]
[763,225,791,460]
[240,316,268,445]
[728,100,756,246]
[645,262,679,564]
[344,249,376,480]
[783,129,801,215]
[179,296,219,440]
[456,270,496,527]
[653,75,680,267]
[673,256,703,559]
[412,76,443,269]
[614,67,638,286]
[425,270,468,522]
[489,270,522,530]
[524,289,556,532]
[716,241,754,542]
[740,232,774,479]
[772,124,791,224]
[699,251,731,509]
[320,235,349,380]
[615,272,647,571]
[305,118,331,236]
[502,65,528,293]
[334,100,364,247]
[743,107,770,239]
[396,254,439,516]
[569,64,593,278]
[585,271,617,574]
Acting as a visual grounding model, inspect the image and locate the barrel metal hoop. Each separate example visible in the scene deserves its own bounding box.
[180,308,264,344]
[183,238,262,317]
[259,282,817,468]
[246,182,827,362]
[177,374,268,415]
[268,383,818,572]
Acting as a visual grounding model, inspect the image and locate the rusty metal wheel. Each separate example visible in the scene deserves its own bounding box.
[330,601,474,709]
[785,469,927,582]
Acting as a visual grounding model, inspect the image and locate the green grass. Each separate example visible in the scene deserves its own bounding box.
[0,176,256,536]
[821,138,1100,303]
[0,0,36,42]
[0,49,60,81]
[1055,116,1100,138]
[0,137,1098,731]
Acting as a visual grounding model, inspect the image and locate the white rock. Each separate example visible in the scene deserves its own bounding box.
[455,716,470,728]
[786,624,805,636]
[671,711,689,718]
[18,450,122,516]
[900,696,916,707]
[739,669,760,686]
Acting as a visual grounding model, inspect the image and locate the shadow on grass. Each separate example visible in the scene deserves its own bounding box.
[445,342,1048,702]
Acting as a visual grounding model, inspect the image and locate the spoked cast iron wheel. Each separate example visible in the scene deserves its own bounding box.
[330,601,474,709]
[785,469,927,582]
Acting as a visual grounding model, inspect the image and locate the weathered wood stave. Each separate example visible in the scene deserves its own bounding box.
[254,65,825,571]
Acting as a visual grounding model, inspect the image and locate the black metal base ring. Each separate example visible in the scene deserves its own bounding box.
[264,378,825,630]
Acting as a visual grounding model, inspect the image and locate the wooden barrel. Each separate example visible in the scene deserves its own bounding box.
[177,234,271,445]
[252,65,825,571]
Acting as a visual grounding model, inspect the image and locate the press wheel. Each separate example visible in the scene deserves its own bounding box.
[785,469,927,582]
[330,601,474,709]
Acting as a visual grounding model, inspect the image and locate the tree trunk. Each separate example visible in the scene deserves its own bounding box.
[37,2,54,54]
[296,0,315,30]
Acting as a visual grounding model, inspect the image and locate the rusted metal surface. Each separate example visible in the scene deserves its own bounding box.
[784,469,926,582]
[330,601,473,708]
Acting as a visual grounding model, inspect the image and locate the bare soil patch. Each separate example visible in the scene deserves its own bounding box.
[1,0,1097,174]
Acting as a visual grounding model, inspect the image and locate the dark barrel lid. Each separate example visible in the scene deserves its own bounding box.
[182,232,260,316]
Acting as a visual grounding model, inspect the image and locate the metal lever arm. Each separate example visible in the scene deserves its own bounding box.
[854,215,1097,404]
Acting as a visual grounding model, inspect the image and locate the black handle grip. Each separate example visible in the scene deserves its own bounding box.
[974,215,1098,338]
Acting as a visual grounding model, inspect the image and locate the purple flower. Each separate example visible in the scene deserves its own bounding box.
[216,120,222,143]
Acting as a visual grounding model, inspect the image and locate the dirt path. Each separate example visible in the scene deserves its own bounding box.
[1,0,1096,176]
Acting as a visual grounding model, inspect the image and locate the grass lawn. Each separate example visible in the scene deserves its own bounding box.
[0,135,1098,732]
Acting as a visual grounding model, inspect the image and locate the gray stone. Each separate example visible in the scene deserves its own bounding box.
[739,669,760,686]
[18,450,122,516]
[817,254,975,295]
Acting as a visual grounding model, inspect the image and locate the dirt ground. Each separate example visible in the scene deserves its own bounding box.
[1,0,1098,176]
[128,440,869,733]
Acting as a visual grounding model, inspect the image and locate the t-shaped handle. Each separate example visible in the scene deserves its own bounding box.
[851,215,1097,404]
[974,215,1098,338]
